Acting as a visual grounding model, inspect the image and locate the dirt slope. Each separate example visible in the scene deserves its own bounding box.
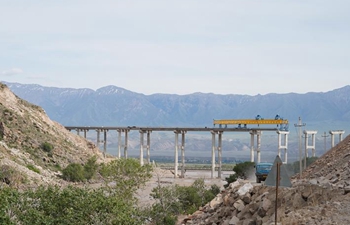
[0,83,106,188]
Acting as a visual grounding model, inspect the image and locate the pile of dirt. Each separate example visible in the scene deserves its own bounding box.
[180,134,350,225]
[300,135,350,188]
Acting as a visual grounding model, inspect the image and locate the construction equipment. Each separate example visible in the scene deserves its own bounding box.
[213,115,289,131]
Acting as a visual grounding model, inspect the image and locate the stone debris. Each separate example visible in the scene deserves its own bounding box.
[180,135,350,225]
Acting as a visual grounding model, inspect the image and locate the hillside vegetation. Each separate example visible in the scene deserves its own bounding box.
[0,82,106,187]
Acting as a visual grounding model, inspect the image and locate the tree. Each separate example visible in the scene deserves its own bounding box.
[99,158,153,199]
[149,178,220,224]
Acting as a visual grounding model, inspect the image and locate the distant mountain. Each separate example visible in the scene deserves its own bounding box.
[3,81,350,132]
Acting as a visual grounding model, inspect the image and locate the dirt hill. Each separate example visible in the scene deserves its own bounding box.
[0,83,106,188]
[180,134,350,225]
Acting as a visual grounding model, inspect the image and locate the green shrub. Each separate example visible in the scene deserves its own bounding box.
[83,156,98,180]
[61,163,85,182]
[40,142,53,153]
[0,185,143,225]
[150,178,221,223]
[26,164,40,174]
[99,158,153,198]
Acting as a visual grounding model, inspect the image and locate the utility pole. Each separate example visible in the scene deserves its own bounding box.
[294,117,306,178]
[322,131,329,152]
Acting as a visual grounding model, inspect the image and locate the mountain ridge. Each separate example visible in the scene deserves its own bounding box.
[3,82,350,131]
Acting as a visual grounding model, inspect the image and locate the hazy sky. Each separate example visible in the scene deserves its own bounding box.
[1,0,349,95]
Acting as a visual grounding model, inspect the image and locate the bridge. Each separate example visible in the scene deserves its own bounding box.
[65,125,290,179]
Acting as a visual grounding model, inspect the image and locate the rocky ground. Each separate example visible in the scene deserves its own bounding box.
[178,135,350,225]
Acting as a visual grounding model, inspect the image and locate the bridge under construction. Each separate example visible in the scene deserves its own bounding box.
[65,116,344,179]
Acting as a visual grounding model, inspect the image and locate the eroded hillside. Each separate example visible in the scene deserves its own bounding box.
[0,83,105,188]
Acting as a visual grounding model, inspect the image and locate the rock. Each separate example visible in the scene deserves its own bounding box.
[243,219,256,225]
[237,183,253,196]
[230,181,242,189]
[242,193,252,204]
[234,199,245,212]
[229,216,240,225]
[344,186,350,194]
[309,179,318,185]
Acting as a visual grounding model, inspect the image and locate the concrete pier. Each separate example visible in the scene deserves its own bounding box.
[249,130,262,163]
[173,130,186,178]
[277,131,289,163]
[329,130,345,148]
[303,130,317,169]
[117,129,129,159]
[210,131,223,179]
[139,130,152,165]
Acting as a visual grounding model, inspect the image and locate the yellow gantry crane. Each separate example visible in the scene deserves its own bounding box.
[213,115,289,130]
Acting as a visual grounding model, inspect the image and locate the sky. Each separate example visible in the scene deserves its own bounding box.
[1,0,350,95]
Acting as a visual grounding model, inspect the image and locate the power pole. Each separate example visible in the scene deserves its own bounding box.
[322,131,329,152]
[294,117,306,178]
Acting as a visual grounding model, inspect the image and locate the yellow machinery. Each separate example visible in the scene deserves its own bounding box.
[213,115,289,130]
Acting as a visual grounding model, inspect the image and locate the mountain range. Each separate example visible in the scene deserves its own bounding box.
[3,81,350,131]
[2,81,349,161]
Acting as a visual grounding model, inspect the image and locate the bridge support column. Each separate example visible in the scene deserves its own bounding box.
[83,129,87,139]
[96,129,101,148]
[103,129,108,157]
[174,131,179,178]
[303,130,317,169]
[147,131,151,164]
[257,131,261,163]
[140,131,144,166]
[250,131,255,162]
[118,130,122,158]
[329,130,345,148]
[76,129,80,136]
[211,131,223,179]
[181,131,186,178]
[124,130,129,159]
[211,131,216,179]
[139,130,151,166]
[117,129,129,159]
[277,131,289,163]
[173,130,186,178]
[218,131,222,179]
[249,130,262,163]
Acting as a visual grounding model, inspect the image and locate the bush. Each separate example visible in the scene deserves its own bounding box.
[150,178,221,223]
[26,164,40,174]
[40,142,53,153]
[61,156,99,182]
[99,158,153,199]
[83,156,98,180]
[0,185,143,225]
[61,163,85,182]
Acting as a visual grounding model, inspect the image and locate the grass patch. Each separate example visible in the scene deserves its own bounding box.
[26,164,40,174]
